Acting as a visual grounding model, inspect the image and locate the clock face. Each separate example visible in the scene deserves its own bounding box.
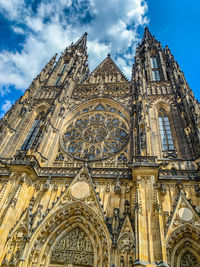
[60,102,130,161]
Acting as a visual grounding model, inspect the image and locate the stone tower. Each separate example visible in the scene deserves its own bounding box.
[0,28,200,267]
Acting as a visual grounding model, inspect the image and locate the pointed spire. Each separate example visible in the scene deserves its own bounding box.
[39,53,57,79]
[142,27,154,43]
[74,32,88,50]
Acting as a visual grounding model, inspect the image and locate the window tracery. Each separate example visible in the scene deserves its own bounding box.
[60,102,130,161]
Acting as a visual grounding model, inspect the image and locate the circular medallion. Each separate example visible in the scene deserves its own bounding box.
[70,181,90,200]
[60,102,130,161]
[178,207,193,222]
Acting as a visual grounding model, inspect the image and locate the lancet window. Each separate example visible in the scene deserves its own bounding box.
[21,113,44,151]
[55,63,68,86]
[151,57,160,81]
[158,108,174,151]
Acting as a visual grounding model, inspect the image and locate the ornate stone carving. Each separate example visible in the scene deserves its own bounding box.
[60,102,130,161]
[114,178,121,194]
[50,227,94,266]
[180,251,199,267]
[118,233,134,253]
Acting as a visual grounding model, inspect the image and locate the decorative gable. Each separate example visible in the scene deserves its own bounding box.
[84,54,128,84]
[165,191,200,237]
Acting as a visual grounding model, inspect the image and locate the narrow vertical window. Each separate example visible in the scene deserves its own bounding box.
[55,76,62,86]
[158,108,174,151]
[151,57,160,81]
[21,115,43,151]
[55,63,68,86]
[150,57,158,68]
[61,63,68,74]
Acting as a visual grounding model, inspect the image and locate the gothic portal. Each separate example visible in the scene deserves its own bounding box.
[0,28,200,267]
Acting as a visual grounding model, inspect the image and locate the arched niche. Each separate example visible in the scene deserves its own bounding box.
[166,224,200,267]
[24,202,111,267]
[117,232,135,267]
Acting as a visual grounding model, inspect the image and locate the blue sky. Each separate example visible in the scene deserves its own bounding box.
[0,0,199,118]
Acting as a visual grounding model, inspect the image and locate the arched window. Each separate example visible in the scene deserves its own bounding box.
[158,108,174,151]
[21,113,44,151]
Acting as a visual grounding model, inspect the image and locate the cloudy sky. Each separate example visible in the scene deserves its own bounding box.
[0,0,200,117]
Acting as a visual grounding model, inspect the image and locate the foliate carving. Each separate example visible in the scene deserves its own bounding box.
[61,103,130,161]
[50,227,94,266]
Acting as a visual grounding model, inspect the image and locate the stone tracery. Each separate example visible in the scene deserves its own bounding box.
[60,101,130,161]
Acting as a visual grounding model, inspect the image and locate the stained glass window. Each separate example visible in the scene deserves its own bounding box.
[61,103,130,161]
[158,108,174,151]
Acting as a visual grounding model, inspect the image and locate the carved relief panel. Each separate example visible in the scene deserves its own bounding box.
[50,227,94,266]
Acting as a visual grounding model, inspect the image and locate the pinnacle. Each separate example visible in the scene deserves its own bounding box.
[74,32,88,50]
[142,27,154,43]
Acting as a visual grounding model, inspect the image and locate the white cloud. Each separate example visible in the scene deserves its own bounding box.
[1,99,13,114]
[12,26,25,35]
[0,85,10,97]
[0,0,148,92]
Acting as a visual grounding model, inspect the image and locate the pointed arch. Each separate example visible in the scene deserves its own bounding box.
[166,224,200,267]
[178,248,200,267]
[22,201,111,267]
[116,215,135,266]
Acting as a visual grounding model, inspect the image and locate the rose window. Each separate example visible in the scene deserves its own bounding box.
[60,103,130,161]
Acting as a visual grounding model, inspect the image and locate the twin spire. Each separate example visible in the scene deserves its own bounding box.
[70,27,156,52]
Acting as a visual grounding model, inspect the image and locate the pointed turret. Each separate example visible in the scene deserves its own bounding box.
[39,53,57,82]
[142,27,154,43]
[74,32,88,51]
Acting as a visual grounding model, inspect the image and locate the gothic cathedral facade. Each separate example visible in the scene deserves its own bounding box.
[0,28,200,267]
